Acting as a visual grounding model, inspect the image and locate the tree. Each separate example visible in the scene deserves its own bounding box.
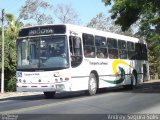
[0,13,23,91]
[54,3,81,24]
[18,0,53,25]
[87,13,110,31]
[87,12,133,36]
[102,0,160,79]
[102,0,160,32]
[5,14,23,40]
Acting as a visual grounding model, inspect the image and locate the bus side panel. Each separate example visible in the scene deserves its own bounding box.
[97,59,133,88]
[70,77,89,91]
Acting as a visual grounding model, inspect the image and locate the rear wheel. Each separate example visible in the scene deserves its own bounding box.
[87,73,97,96]
[131,73,137,88]
[123,73,137,89]
[44,91,55,99]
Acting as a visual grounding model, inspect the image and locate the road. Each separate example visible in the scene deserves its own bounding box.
[0,81,160,120]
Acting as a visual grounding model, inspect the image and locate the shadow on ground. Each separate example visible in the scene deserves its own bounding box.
[133,82,160,93]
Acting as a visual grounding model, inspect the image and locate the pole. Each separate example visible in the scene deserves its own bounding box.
[1,9,4,93]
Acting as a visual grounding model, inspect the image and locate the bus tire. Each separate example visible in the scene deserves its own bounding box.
[44,91,55,99]
[87,73,97,96]
[131,73,137,88]
[123,73,137,89]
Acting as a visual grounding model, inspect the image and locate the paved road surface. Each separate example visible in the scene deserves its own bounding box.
[0,81,160,120]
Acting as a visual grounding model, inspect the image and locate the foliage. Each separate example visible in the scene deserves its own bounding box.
[0,13,23,91]
[102,0,160,78]
[87,13,110,31]
[5,76,16,92]
[102,0,160,36]
[87,12,133,36]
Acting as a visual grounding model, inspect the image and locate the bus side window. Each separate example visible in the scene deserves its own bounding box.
[95,36,108,58]
[127,41,135,60]
[135,43,147,60]
[118,40,127,59]
[107,38,118,59]
[69,36,82,67]
[82,33,95,58]
[141,44,148,60]
[84,46,95,58]
[135,43,142,60]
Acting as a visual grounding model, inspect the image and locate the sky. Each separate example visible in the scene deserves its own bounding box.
[0,0,111,25]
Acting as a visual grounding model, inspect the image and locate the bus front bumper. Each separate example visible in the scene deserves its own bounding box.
[16,82,72,92]
[17,83,55,92]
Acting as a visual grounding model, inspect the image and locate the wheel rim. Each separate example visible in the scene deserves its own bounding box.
[89,76,97,94]
[132,75,136,86]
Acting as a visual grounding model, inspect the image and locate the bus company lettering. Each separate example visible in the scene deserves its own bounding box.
[29,28,54,36]
[89,61,108,65]
[24,73,40,76]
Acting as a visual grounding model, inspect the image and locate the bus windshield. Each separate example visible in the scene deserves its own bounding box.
[17,36,69,70]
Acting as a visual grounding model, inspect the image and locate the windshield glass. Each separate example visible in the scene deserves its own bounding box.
[17,36,69,70]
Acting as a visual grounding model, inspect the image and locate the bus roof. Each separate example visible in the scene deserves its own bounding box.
[65,24,139,41]
[19,24,145,43]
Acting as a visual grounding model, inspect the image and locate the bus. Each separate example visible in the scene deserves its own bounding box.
[16,24,149,98]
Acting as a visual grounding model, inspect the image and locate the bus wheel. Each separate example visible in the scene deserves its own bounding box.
[44,91,55,99]
[131,73,137,88]
[123,73,137,89]
[87,73,97,96]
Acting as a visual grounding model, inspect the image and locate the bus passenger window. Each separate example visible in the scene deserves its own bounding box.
[108,49,118,59]
[107,38,117,49]
[95,36,107,47]
[95,36,108,58]
[82,33,94,46]
[119,50,127,59]
[107,38,118,59]
[84,48,91,57]
[118,40,127,59]
[135,43,142,60]
[141,44,147,60]
[82,33,95,58]
[96,47,108,58]
[84,47,95,58]
[127,41,135,60]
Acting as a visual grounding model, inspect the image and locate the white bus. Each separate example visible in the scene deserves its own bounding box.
[16,24,149,98]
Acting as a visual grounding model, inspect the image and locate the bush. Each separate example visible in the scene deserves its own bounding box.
[5,76,16,92]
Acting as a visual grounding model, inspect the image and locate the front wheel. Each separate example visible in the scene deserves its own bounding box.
[86,73,97,96]
[44,91,56,99]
